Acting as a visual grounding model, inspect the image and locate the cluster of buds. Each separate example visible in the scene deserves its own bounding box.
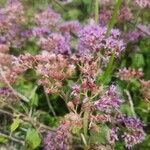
[0,53,35,84]
[117,68,143,81]
[77,54,101,78]
[140,80,150,101]
[35,53,75,93]
[0,44,9,53]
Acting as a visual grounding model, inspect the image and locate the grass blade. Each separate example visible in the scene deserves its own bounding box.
[106,0,122,36]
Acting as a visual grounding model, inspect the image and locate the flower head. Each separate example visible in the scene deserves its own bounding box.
[38,33,71,55]
[94,85,121,113]
[34,6,61,28]
[59,20,81,33]
[117,68,143,81]
[135,0,150,8]
[78,25,125,57]
[109,127,119,143]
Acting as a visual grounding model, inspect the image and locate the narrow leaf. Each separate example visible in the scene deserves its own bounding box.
[10,117,20,133]
[106,0,122,36]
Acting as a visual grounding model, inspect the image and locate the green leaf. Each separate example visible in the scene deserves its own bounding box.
[72,126,81,135]
[30,94,39,106]
[82,0,92,13]
[120,104,133,116]
[29,86,39,106]
[10,117,20,133]
[131,54,145,68]
[97,52,115,84]
[82,0,91,4]
[0,136,8,144]
[106,0,122,36]
[25,128,41,149]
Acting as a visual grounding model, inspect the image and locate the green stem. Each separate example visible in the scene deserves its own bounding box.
[95,0,99,23]
[106,0,122,36]
[124,89,136,117]
[98,52,115,84]
[83,110,89,139]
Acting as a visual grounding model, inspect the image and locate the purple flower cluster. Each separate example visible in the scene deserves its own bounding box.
[115,114,145,149]
[34,6,61,28]
[71,84,81,96]
[123,131,145,149]
[0,87,16,102]
[21,27,49,38]
[122,117,145,149]
[78,25,125,56]
[0,87,13,96]
[99,8,112,26]
[0,0,25,48]
[109,127,119,143]
[135,0,150,8]
[123,30,141,42]
[38,33,71,55]
[94,85,121,113]
[43,122,71,150]
[59,20,81,33]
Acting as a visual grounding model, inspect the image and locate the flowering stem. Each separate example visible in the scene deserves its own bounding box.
[95,0,99,23]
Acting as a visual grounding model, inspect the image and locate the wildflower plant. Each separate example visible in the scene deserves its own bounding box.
[0,0,149,150]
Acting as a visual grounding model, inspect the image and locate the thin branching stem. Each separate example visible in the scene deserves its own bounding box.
[44,90,56,117]
[124,89,136,117]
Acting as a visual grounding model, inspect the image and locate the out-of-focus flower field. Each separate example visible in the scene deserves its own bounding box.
[0,0,150,149]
